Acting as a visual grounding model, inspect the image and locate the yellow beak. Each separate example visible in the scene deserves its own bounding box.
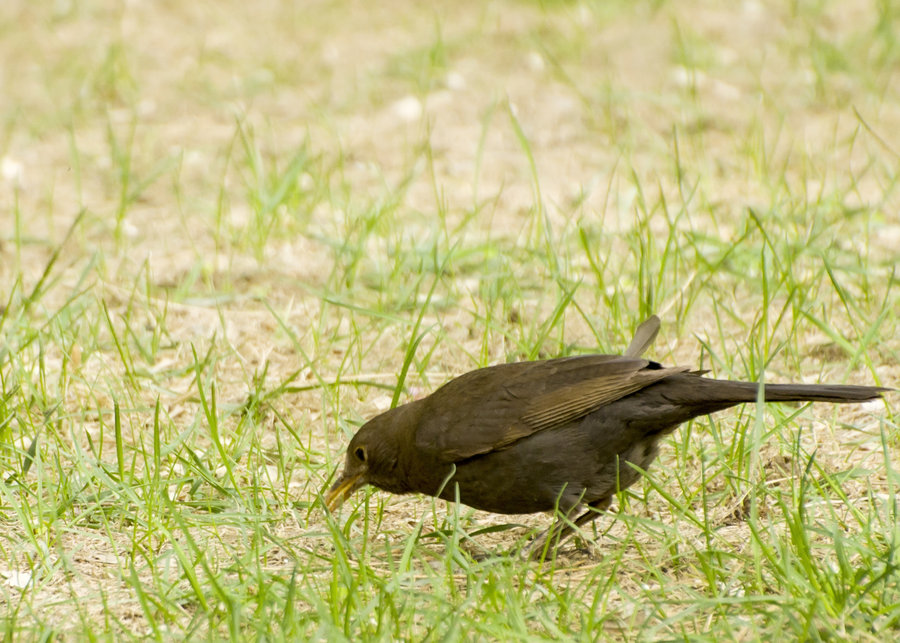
[324,471,365,512]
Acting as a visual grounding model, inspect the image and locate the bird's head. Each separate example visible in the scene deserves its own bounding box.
[324,404,418,512]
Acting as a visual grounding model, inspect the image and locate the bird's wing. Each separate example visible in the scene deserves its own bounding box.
[415,354,688,461]
[624,315,660,358]
[519,364,687,433]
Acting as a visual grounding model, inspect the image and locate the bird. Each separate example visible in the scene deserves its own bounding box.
[325,315,889,559]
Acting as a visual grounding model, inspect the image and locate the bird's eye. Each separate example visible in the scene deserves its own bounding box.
[354,446,366,462]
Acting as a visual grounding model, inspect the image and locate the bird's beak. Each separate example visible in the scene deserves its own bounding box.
[324,471,366,512]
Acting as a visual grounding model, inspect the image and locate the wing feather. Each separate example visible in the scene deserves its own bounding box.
[415,353,685,461]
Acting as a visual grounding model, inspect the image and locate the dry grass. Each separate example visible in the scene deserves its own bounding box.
[1,0,898,639]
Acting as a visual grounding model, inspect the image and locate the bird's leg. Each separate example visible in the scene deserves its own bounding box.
[526,498,612,560]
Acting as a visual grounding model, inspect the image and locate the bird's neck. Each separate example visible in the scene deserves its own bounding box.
[370,400,425,495]
[388,398,455,496]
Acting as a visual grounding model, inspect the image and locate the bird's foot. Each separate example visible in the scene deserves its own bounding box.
[524,529,568,561]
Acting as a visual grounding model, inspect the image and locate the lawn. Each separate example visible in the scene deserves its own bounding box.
[1,0,898,639]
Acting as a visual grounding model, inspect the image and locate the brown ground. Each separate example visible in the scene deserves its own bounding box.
[1,0,898,635]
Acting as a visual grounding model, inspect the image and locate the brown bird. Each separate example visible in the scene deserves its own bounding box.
[325,316,889,558]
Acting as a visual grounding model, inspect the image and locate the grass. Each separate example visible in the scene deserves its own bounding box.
[1,0,899,639]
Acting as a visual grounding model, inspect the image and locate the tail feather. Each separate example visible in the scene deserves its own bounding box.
[643,375,890,428]
[759,382,888,403]
[693,377,888,404]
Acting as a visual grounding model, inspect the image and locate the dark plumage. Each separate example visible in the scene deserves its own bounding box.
[326,316,889,558]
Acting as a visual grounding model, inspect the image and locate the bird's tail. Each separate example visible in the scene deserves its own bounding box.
[758,382,887,403]
[691,377,888,405]
[640,375,889,428]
